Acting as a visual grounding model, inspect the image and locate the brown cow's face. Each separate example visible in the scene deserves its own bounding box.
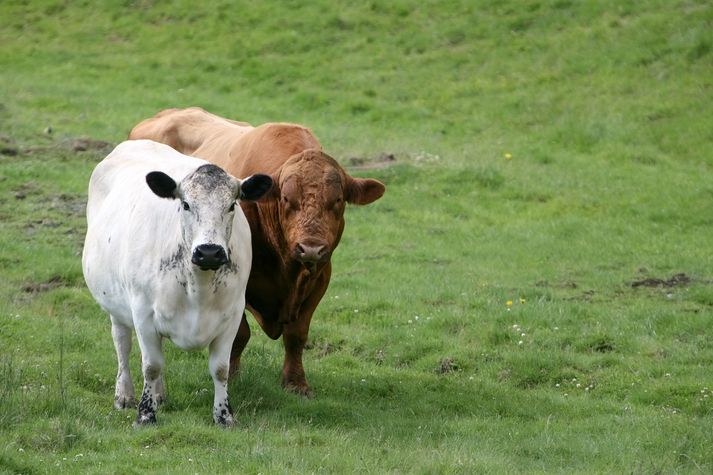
[273,150,385,271]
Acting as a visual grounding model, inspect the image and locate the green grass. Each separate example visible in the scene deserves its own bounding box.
[1,0,712,473]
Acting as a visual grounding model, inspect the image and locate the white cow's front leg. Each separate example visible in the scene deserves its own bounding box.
[134,324,164,426]
[110,317,135,409]
[208,319,240,427]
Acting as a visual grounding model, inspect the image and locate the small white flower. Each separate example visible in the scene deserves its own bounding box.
[521,333,526,337]
[414,316,419,320]
[361,379,366,383]
[554,327,559,330]
[576,383,581,388]
[408,320,413,324]
[518,340,523,345]
[665,373,671,377]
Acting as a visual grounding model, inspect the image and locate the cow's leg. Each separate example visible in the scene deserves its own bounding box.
[281,268,330,398]
[110,317,135,409]
[155,374,166,405]
[281,316,312,398]
[134,323,164,426]
[228,312,249,378]
[209,317,240,427]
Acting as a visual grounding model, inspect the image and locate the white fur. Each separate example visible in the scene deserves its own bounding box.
[82,140,251,426]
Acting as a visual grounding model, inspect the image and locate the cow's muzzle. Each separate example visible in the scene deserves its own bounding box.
[295,242,329,266]
[192,244,229,271]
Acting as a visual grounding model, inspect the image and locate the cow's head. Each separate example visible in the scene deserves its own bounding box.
[146,164,272,271]
[267,150,385,270]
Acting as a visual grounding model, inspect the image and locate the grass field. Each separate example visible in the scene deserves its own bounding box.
[1,0,712,473]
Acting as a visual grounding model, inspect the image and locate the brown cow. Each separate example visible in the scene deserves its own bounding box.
[129,107,385,397]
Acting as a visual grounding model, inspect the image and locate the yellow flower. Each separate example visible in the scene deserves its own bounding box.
[506,300,513,307]
[504,152,512,160]
[519,297,526,304]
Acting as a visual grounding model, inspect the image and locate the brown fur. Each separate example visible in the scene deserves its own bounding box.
[130,107,385,396]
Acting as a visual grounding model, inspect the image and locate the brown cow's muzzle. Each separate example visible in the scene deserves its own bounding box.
[295,242,329,267]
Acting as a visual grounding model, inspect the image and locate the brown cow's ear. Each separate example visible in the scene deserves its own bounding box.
[346,177,385,205]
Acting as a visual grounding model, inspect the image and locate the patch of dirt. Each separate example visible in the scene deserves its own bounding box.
[12,181,39,200]
[436,357,459,374]
[631,273,692,288]
[21,275,67,293]
[536,280,578,289]
[0,135,18,156]
[51,193,87,216]
[305,341,339,357]
[68,138,113,152]
[592,339,615,353]
[346,152,396,170]
[11,136,114,157]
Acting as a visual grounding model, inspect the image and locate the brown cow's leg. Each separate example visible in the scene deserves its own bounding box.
[228,313,250,378]
[281,316,313,398]
[280,266,330,398]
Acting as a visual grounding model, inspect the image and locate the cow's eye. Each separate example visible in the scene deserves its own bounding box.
[182,201,190,211]
[229,202,236,212]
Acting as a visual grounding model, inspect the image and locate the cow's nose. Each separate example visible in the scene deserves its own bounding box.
[296,242,328,264]
[192,244,229,270]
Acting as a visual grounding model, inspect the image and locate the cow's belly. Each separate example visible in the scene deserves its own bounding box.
[154,308,240,350]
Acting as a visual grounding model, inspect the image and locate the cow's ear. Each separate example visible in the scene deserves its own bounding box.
[146,171,178,199]
[346,177,385,205]
[239,174,274,201]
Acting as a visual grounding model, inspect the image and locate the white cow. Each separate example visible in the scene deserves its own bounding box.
[82,140,271,426]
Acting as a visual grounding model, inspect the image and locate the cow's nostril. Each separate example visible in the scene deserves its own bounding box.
[192,244,229,269]
[296,243,328,264]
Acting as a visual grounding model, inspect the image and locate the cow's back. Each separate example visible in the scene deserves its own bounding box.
[220,123,323,177]
[129,107,253,159]
[130,108,322,178]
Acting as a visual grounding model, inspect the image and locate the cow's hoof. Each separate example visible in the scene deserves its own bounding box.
[215,414,235,428]
[213,402,235,427]
[134,413,157,427]
[114,396,136,409]
[283,382,314,399]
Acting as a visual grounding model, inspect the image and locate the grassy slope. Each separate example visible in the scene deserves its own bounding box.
[1,0,712,473]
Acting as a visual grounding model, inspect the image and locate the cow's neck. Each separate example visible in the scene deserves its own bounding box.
[247,200,326,323]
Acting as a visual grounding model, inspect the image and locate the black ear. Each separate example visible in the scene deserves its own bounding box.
[146,171,177,199]
[239,174,273,201]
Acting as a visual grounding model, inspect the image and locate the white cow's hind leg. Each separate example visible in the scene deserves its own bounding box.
[134,322,164,426]
[110,317,135,409]
[208,320,240,427]
[155,374,166,405]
